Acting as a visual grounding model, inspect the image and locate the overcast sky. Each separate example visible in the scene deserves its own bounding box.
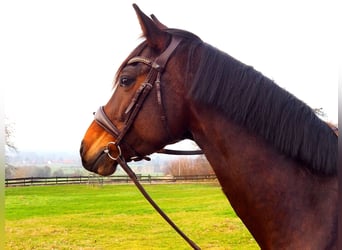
[1,1,338,153]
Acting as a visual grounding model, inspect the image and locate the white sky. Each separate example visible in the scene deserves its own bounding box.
[1,1,338,153]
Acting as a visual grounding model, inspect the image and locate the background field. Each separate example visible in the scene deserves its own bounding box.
[5,183,258,249]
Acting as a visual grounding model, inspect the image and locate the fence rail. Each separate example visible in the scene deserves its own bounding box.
[5,174,217,187]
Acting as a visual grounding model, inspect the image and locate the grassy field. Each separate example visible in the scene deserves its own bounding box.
[5,183,258,249]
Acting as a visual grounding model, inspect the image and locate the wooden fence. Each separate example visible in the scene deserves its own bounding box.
[5,174,217,187]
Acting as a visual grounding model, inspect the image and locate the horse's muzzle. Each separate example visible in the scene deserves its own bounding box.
[80,141,118,176]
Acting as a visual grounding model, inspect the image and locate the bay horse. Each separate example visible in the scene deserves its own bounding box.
[80,4,338,249]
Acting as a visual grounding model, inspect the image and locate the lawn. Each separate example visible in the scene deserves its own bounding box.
[5,183,258,249]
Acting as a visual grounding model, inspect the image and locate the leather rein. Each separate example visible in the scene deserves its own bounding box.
[94,36,201,249]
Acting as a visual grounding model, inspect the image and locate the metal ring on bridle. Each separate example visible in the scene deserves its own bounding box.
[104,142,122,160]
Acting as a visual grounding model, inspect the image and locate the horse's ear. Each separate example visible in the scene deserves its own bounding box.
[133,4,170,51]
[150,14,168,30]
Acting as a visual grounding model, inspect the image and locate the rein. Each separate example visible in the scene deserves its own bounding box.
[117,156,200,250]
[94,36,201,249]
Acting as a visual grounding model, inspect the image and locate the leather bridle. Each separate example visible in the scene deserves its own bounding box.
[93,36,201,249]
[94,36,182,162]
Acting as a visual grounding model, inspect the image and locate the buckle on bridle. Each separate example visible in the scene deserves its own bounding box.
[152,62,162,71]
[104,142,122,160]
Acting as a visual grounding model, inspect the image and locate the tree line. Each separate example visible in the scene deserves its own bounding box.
[5,165,86,179]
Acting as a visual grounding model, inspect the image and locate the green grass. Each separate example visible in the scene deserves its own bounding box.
[5,183,258,249]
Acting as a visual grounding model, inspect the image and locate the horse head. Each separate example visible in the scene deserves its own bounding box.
[80,4,193,176]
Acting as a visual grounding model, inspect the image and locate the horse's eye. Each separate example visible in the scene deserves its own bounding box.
[119,76,135,87]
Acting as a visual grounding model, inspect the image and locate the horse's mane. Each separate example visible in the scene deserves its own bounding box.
[173,30,337,176]
[117,28,337,176]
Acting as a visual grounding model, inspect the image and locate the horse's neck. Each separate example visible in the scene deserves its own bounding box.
[189,106,337,249]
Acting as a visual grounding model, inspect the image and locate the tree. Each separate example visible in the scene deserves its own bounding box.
[164,156,214,176]
[5,120,16,151]
[5,118,17,178]
[53,169,65,177]
[313,108,327,118]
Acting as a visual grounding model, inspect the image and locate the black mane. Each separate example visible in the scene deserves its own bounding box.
[117,28,337,176]
[177,31,337,176]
